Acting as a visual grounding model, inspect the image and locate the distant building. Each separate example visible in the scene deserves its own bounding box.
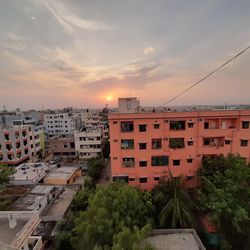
[118,97,140,113]
[74,127,103,159]
[44,113,74,137]
[0,125,44,165]
[49,135,76,159]
[109,108,250,190]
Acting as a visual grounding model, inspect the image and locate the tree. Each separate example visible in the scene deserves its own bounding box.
[198,154,250,250]
[71,182,153,250]
[112,225,155,250]
[155,173,194,228]
[0,165,14,191]
[102,140,110,159]
[87,158,105,181]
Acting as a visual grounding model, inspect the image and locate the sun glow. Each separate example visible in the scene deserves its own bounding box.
[106,95,113,101]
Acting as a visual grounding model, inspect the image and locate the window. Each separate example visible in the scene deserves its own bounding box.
[113,139,118,142]
[170,121,185,130]
[139,143,147,150]
[113,121,118,124]
[121,139,134,149]
[70,142,75,148]
[188,122,194,128]
[242,121,249,129]
[225,140,231,145]
[154,176,160,181]
[203,138,211,146]
[121,121,134,132]
[152,138,162,149]
[139,124,147,132]
[151,156,169,166]
[122,157,135,167]
[187,141,193,146]
[139,161,147,167]
[169,138,185,149]
[204,122,209,129]
[154,124,160,129]
[173,159,180,166]
[139,177,147,183]
[64,144,68,148]
[241,140,248,147]
[187,158,193,163]
[129,177,135,182]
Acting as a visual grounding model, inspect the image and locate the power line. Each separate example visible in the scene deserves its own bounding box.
[157,45,250,109]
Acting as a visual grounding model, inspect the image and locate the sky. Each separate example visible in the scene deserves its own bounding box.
[0,0,250,110]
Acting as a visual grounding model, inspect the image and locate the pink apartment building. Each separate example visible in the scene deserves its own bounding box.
[108,108,250,190]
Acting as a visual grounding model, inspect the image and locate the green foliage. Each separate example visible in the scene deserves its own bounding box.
[198,154,250,250]
[71,182,153,250]
[71,189,93,212]
[87,158,105,181]
[152,173,194,229]
[112,225,155,250]
[0,199,12,210]
[84,176,96,190]
[0,165,15,191]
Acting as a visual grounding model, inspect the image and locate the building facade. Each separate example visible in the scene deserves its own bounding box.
[44,113,74,137]
[49,136,76,159]
[108,109,250,190]
[0,125,43,165]
[74,128,103,159]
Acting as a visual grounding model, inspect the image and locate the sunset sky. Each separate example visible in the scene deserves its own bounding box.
[0,0,250,110]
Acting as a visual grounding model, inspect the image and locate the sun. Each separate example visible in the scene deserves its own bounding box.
[106,95,112,101]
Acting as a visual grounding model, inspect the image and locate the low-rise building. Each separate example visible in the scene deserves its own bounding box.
[0,125,44,165]
[11,163,57,185]
[74,127,103,159]
[49,135,76,159]
[44,166,81,185]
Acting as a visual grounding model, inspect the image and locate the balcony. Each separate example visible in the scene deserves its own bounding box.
[169,138,185,149]
[122,158,135,167]
[203,137,224,147]
[121,139,134,149]
[170,121,185,131]
[121,121,134,133]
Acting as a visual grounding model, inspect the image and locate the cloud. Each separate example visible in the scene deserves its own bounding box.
[2,33,27,51]
[43,0,111,33]
[144,47,156,55]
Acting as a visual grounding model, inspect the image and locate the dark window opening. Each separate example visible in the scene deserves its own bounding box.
[139,143,147,150]
[139,124,147,132]
[187,158,193,163]
[122,157,135,167]
[154,177,160,181]
[188,122,194,128]
[139,161,147,167]
[242,121,249,129]
[241,140,248,147]
[139,177,147,183]
[173,159,180,166]
[129,177,135,182]
[225,140,231,145]
[154,124,160,129]
[187,141,193,146]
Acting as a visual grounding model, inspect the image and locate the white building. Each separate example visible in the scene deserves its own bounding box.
[0,125,43,165]
[74,127,103,159]
[118,97,140,113]
[44,113,74,137]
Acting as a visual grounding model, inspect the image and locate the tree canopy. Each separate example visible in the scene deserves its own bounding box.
[71,182,153,250]
[198,154,250,250]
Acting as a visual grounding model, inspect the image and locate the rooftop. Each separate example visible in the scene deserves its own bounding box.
[0,218,29,245]
[44,166,78,181]
[146,229,205,250]
[12,163,57,185]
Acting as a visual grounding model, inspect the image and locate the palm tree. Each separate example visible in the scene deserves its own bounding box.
[159,172,194,228]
